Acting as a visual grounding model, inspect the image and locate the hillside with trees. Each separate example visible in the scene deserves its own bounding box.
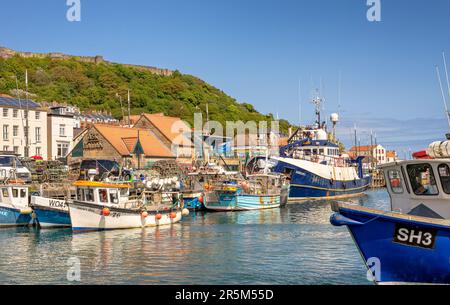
[0,54,291,133]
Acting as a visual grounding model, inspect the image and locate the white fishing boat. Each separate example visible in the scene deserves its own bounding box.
[0,181,33,227]
[68,180,185,232]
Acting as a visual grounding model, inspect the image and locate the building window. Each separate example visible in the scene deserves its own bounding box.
[24,111,28,119]
[35,111,40,120]
[35,147,41,156]
[57,142,69,158]
[13,109,18,118]
[3,146,9,151]
[24,147,29,158]
[13,146,18,154]
[13,125,18,137]
[59,124,65,137]
[2,125,9,141]
[2,108,8,117]
[35,127,41,143]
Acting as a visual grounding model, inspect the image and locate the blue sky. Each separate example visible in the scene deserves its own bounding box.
[1,0,450,154]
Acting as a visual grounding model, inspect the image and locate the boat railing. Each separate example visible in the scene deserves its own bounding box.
[287,152,354,168]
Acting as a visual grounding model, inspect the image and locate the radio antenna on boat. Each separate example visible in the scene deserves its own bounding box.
[337,71,342,116]
[443,52,450,96]
[435,65,450,127]
[298,79,302,126]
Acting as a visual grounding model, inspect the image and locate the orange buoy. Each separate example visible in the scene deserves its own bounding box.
[101,207,110,216]
[141,211,148,218]
[155,213,162,220]
[169,212,177,219]
[198,196,204,204]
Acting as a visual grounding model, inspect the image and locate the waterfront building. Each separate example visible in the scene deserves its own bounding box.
[0,96,48,158]
[133,113,194,163]
[47,105,75,160]
[74,110,119,130]
[68,124,175,168]
[232,130,280,159]
[349,144,388,165]
[386,150,398,163]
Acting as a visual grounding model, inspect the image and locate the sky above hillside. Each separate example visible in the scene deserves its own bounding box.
[1,0,450,154]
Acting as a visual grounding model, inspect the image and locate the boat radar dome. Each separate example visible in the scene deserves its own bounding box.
[330,113,339,124]
[315,129,328,141]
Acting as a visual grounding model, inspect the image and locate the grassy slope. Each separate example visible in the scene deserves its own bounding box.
[0,55,291,133]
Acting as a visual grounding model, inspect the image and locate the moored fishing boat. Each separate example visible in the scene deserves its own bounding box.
[271,94,371,201]
[330,140,450,284]
[68,180,185,232]
[182,190,204,210]
[204,174,289,211]
[0,181,33,227]
[30,185,72,228]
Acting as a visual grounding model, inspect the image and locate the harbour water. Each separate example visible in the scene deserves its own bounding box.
[0,189,389,285]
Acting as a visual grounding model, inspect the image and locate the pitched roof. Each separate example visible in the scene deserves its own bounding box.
[93,124,175,158]
[140,113,193,147]
[349,145,378,152]
[386,150,396,158]
[278,137,289,147]
[0,96,40,109]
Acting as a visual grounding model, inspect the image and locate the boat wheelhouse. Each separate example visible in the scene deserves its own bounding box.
[0,182,32,227]
[204,174,289,211]
[68,180,182,232]
[330,157,450,284]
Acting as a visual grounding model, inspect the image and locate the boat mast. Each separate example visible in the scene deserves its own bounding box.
[127,89,131,127]
[25,70,29,157]
[311,89,323,129]
[443,52,450,96]
[436,65,450,128]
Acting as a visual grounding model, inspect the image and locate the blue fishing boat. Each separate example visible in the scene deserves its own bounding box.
[331,144,450,284]
[271,95,371,201]
[30,195,71,228]
[0,183,33,227]
[182,191,205,210]
[204,174,289,211]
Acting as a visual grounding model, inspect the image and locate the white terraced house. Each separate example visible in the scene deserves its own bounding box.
[0,96,48,159]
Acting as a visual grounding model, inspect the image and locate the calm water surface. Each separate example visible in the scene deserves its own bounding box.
[0,189,389,285]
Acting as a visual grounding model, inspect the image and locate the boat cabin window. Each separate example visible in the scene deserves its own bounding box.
[98,189,108,203]
[304,149,311,156]
[2,188,8,198]
[79,188,94,202]
[406,163,439,196]
[312,149,318,155]
[120,188,128,197]
[12,188,18,198]
[76,188,82,201]
[387,170,404,194]
[20,189,26,198]
[109,189,119,204]
[438,164,450,194]
[319,149,324,154]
